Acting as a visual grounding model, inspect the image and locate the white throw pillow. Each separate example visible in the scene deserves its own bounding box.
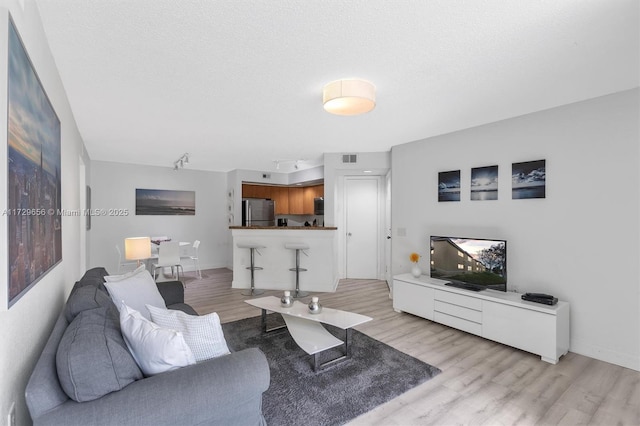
[104,269,166,320]
[147,305,230,362]
[104,264,146,282]
[119,303,196,376]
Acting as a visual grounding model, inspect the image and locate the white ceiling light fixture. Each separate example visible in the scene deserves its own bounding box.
[323,79,376,116]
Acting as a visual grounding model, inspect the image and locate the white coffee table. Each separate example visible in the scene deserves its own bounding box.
[245,296,372,371]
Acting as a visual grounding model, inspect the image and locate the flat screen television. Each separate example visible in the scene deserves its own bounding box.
[430,236,507,292]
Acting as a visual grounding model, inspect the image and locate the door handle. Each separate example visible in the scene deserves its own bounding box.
[347,232,352,236]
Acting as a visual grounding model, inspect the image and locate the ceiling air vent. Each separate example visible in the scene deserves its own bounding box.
[342,154,357,164]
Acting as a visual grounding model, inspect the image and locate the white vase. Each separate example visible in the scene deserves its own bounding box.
[411,264,422,278]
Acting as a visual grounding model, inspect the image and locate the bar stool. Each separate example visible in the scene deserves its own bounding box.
[237,242,265,296]
[285,242,309,298]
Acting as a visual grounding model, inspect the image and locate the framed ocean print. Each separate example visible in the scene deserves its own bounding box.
[438,170,461,202]
[135,189,196,215]
[7,16,62,307]
[471,165,498,201]
[512,159,546,199]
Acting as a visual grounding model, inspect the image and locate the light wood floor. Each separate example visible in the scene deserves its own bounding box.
[181,268,640,426]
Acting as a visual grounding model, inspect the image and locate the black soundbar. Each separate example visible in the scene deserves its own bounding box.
[521,294,558,305]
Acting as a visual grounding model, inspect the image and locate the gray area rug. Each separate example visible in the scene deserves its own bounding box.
[222,315,441,426]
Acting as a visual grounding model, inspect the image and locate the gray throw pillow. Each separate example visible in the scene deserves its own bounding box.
[56,307,143,402]
[64,285,114,323]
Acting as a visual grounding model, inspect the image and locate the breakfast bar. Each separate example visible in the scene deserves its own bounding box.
[230,226,339,293]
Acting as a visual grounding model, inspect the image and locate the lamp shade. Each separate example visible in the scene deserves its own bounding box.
[323,79,376,116]
[124,237,151,261]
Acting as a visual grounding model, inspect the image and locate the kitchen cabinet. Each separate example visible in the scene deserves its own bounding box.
[271,186,289,215]
[242,184,323,215]
[303,185,323,214]
[288,187,304,214]
[242,184,271,199]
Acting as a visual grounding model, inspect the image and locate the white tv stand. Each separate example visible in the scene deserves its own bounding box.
[393,274,570,363]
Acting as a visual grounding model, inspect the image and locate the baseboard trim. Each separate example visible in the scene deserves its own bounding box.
[570,339,640,371]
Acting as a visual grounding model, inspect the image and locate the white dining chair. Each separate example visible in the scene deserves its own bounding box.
[152,241,183,281]
[180,240,201,279]
[191,240,201,279]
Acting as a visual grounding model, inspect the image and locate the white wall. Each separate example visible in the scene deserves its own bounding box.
[391,89,639,370]
[0,2,89,423]
[90,161,230,273]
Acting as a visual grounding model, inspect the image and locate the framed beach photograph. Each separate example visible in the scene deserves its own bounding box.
[135,189,196,215]
[471,165,498,201]
[7,17,62,307]
[512,159,546,199]
[438,170,461,202]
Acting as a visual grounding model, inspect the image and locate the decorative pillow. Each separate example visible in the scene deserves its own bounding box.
[104,269,166,320]
[56,307,143,402]
[104,264,146,282]
[147,305,230,362]
[119,303,196,376]
[64,285,114,323]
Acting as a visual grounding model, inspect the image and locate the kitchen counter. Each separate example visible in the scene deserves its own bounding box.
[230,227,338,293]
[229,226,337,230]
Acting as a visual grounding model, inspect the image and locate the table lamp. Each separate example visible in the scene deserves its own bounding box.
[124,237,151,267]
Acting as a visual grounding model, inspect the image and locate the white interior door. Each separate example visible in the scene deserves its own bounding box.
[345,177,380,279]
[384,171,392,286]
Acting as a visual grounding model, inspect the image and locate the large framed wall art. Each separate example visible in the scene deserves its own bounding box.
[135,189,196,215]
[7,16,62,307]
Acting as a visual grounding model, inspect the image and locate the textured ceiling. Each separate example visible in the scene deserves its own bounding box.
[34,0,639,173]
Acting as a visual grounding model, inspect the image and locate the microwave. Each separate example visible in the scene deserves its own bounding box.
[313,198,324,215]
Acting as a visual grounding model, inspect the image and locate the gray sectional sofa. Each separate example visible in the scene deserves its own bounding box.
[25,267,270,426]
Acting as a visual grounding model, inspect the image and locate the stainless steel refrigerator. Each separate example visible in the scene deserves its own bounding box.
[242,199,275,226]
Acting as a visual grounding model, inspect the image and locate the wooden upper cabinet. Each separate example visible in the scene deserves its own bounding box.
[241,184,256,198]
[271,186,289,215]
[243,184,267,199]
[242,183,324,215]
[288,187,304,214]
[314,185,324,199]
[302,187,316,214]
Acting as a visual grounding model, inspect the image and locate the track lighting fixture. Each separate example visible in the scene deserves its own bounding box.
[272,159,305,171]
[173,153,190,171]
